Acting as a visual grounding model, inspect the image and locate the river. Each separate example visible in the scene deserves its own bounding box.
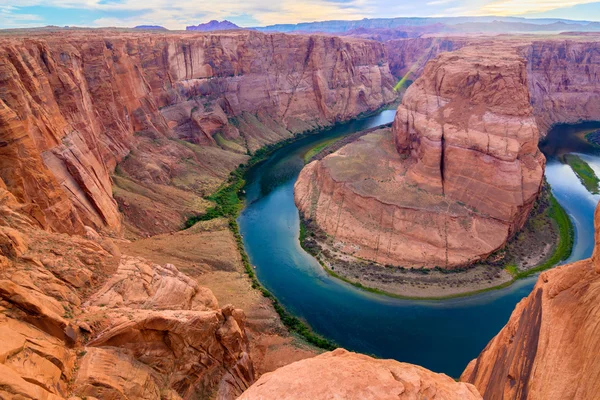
[237,110,600,377]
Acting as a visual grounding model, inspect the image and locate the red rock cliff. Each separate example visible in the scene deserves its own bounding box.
[522,38,600,134]
[296,44,545,267]
[460,203,600,400]
[0,29,395,235]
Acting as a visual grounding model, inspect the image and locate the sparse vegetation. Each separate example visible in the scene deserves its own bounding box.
[184,131,338,351]
[562,153,600,194]
[512,192,574,279]
[303,138,340,163]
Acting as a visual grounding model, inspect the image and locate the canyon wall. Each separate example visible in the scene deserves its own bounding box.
[461,204,600,400]
[0,29,395,236]
[523,38,600,134]
[296,44,545,267]
[384,37,468,78]
[240,349,482,399]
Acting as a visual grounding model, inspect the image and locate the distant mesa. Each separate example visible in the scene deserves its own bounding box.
[186,20,240,31]
[134,25,168,30]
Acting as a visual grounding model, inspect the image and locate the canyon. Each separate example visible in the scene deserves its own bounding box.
[296,34,600,269]
[0,28,395,238]
[1,25,600,400]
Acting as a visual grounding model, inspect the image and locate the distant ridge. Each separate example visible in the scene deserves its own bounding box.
[134,25,168,30]
[186,20,240,31]
[255,16,600,35]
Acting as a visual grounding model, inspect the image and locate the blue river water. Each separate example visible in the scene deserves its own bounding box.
[237,110,599,377]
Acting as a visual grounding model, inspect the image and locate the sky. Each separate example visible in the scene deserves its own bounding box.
[2,0,600,30]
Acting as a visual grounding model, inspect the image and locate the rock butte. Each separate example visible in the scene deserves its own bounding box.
[296,36,600,268]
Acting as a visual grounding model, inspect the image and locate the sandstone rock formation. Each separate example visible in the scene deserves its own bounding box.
[385,37,467,78]
[0,180,254,399]
[0,29,395,236]
[296,45,545,267]
[523,38,600,134]
[461,203,600,400]
[239,348,482,400]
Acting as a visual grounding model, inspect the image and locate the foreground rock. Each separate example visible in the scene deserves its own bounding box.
[296,44,544,268]
[239,348,481,400]
[460,203,600,400]
[0,181,253,399]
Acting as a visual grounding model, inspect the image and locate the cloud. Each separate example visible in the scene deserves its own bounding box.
[426,0,454,5]
[2,0,600,29]
[0,5,43,28]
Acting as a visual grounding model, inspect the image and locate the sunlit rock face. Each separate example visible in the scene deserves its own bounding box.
[239,349,482,400]
[0,180,254,399]
[461,203,600,400]
[0,30,395,236]
[296,44,544,268]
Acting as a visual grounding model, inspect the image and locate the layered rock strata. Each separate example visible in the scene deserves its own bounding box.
[0,180,253,399]
[0,29,395,236]
[296,45,545,267]
[460,203,600,400]
[523,39,600,133]
[239,348,482,399]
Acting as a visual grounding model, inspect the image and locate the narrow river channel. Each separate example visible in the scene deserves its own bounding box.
[237,110,599,377]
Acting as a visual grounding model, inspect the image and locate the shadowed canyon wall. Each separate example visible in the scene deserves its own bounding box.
[523,39,600,134]
[461,203,600,400]
[0,30,395,236]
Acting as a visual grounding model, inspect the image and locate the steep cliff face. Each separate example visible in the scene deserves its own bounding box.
[296,45,545,267]
[461,204,600,400]
[0,30,395,236]
[240,349,482,400]
[523,38,600,134]
[0,180,253,399]
[384,37,468,78]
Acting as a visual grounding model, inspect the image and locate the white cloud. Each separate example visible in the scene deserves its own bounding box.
[0,5,43,28]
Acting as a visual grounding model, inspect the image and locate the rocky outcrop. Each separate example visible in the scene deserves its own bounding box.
[0,29,395,236]
[296,45,545,268]
[460,204,600,400]
[0,181,254,399]
[239,348,482,399]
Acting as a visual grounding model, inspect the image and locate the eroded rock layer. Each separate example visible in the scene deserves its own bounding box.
[0,29,395,236]
[239,348,482,400]
[524,39,600,133]
[460,204,600,400]
[0,179,253,399]
[296,44,545,267]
